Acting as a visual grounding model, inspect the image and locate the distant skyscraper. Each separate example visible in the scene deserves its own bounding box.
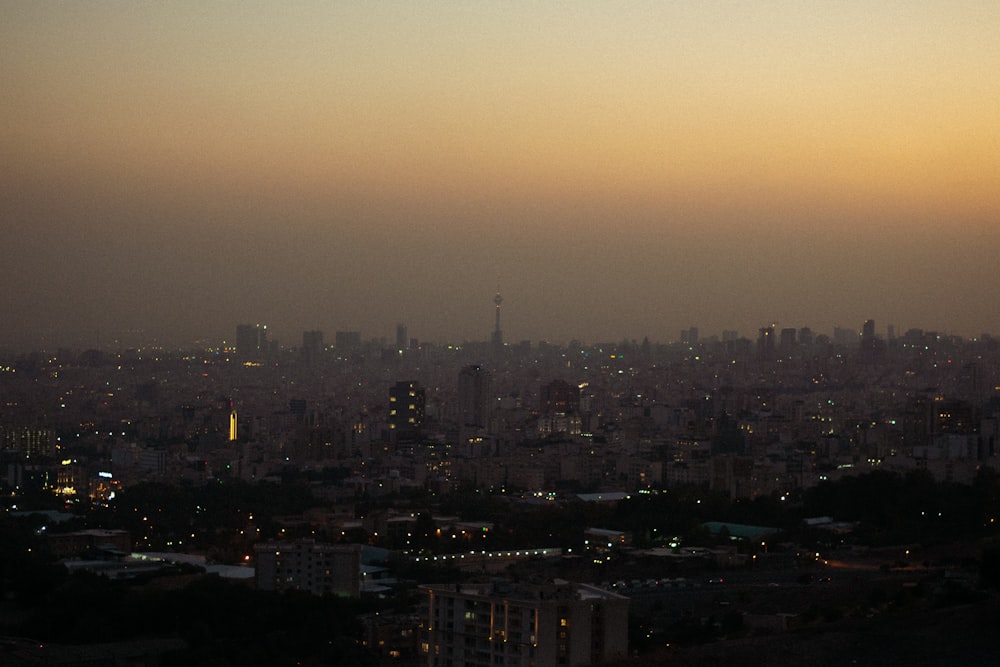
[862,319,875,341]
[491,288,504,351]
[235,324,252,354]
[235,323,267,360]
[334,331,361,351]
[458,364,494,428]
[833,326,855,346]
[757,325,775,359]
[680,326,699,345]
[798,327,814,348]
[779,327,797,354]
[396,323,408,350]
[860,319,878,359]
[301,330,324,365]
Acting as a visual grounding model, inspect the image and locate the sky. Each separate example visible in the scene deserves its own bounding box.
[3,2,999,351]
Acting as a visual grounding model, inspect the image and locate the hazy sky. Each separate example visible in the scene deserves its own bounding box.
[3,2,999,350]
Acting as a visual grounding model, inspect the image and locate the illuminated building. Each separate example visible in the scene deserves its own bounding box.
[254,539,362,597]
[536,412,582,436]
[583,527,628,559]
[90,471,121,505]
[1,425,55,459]
[389,381,426,432]
[46,529,131,558]
[539,380,580,415]
[420,581,628,667]
[229,408,238,442]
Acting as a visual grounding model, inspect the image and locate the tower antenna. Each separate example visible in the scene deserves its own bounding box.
[492,283,503,350]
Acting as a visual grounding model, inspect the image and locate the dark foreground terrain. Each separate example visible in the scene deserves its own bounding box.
[656,597,1000,666]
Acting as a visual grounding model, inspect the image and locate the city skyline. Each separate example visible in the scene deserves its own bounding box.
[3,3,999,351]
[0,309,989,355]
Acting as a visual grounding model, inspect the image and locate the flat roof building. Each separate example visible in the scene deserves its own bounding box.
[254,539,361,597]
[420,580,628,667]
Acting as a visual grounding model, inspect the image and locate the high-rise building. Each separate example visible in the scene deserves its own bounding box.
[779,327,797,354]
[420,581,628,667]
[680,326,699,345]
[235,323,267,360]
[458,364,493,428]
[335,330,362,351]
[255,539,361,597]
[862,319,875,340]
[860,319,879,359]
[833,326,856,346]
[757,325,775,360]
[235,324,254,355]
[389,381,426,432]
[491,289,504,352]
[1,426,55,458]
[301,330,324,365]
[539,379,580,415]
[798,327,814,348]
[396,323,408,350]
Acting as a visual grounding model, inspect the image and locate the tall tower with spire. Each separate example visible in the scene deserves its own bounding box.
[491,286,503,351]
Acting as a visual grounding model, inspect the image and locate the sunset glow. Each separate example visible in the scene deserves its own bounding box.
[3,2,998,347]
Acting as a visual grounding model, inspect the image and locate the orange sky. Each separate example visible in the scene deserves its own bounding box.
[2,2,999,348]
